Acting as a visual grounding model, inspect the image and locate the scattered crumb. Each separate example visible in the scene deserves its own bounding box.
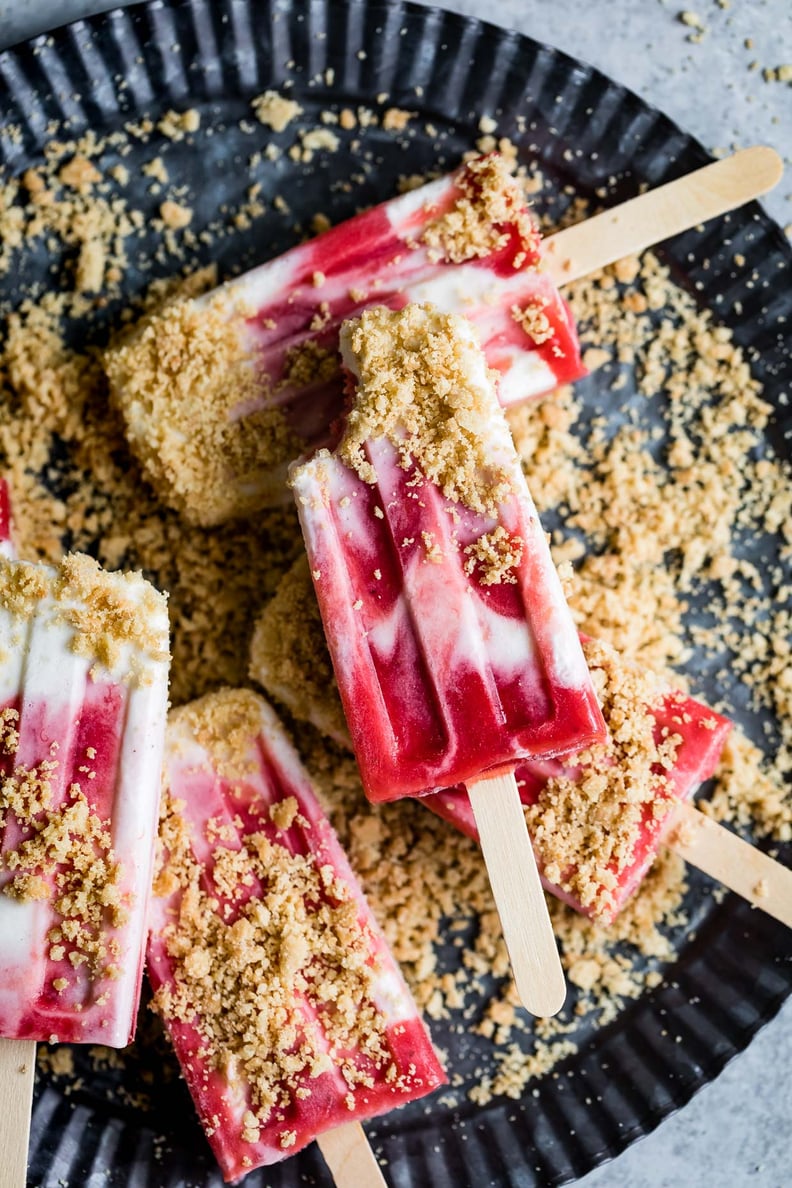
[251,90,303,132]
[159,200,192,230]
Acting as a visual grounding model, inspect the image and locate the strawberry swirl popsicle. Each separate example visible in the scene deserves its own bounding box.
[0,553,170,1046]
[146,688,446,1182]
[290,303,604,1015]
[104,154,582,526]
[427,638,732,923]
[252,559,792,931]
[249,562,732,924]
[290,303,605,802]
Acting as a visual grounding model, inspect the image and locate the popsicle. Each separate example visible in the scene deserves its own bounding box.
[290,303,606,1014]
[0,550,170,1186]
[104,153,581,525]
[0,552,170,1039]
[432,651,792,928]
[427,637,732,922]
[146,688,446,1183]
[103,147,782,527]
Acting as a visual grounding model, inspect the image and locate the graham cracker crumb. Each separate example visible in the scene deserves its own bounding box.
[336,304,515,518]
[251,91,303,133]
[159,201,192,230]
[463,525,523,585]
[422,155,540,266]
[104,289,301,526]
[157,108,201,140]
[511,300,555,346]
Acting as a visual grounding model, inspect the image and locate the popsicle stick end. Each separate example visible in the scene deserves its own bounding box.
[468,771,567,1018]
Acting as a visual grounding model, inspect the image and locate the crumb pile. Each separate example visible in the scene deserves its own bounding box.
[337,303,516,517]
[1,92,789,1118]
[421,153,540,266]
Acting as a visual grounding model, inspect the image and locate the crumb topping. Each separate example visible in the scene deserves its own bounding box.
[337,304,515,518]
[511,300,555,346]
[0,708,128,986]
[523,639,680,918]
[422,155,540,266]
[104,293,302,526]
[0,553,168,681]
[463,525,524,585]
[168,688,266,783]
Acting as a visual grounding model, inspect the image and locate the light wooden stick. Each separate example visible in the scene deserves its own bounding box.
[317,1121,387,1187]
[542,146,784,286]
[668,801,792,928]
[468,771,566,1017]
[0,1038,35,1188]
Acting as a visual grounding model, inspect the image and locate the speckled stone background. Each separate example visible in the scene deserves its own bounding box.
[0,1,790,1186]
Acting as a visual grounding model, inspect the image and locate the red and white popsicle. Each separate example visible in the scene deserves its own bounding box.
[290,303,606,1015]
[0,546,170,1186]
[427,639,733,923]
[431,644,792,929]
[147,688,446,1185]
[105,147,782,526]
[106,154,579,526]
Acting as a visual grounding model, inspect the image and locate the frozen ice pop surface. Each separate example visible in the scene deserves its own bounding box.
[146,688,446,1181]
[290,303,604,803]
[0,477,12,557]
[0,553,170,1045]
[429,638,732,922]
[105,155,583,526]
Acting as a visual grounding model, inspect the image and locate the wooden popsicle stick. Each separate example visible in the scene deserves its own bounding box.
[317,1121,387,1187]
[667,801,792,928]
[468,771,566,1017]
[542,146,784,286]
[0,1038,35,1188]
